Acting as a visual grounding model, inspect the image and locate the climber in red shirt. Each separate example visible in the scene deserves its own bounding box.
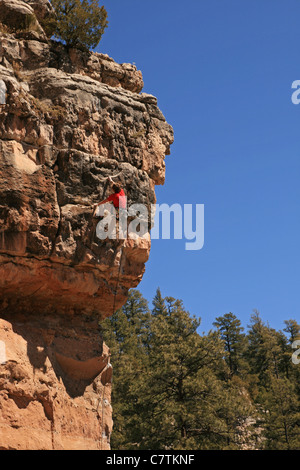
[93,178,127,216]
[106,185,127,209]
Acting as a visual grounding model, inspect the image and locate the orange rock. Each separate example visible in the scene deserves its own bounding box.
[0,0,173,450]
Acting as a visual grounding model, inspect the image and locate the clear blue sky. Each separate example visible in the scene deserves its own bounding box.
[97,0,300,333]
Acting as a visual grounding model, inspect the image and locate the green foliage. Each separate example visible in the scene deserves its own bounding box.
[50,0,108,50]
[260,376,300,449]
[19,13,40,32]
[213,312,247,376]
[0,13,40,34]
[102,290,300,450]
[101,290,152,449]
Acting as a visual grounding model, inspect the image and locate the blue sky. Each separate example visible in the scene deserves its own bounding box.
[97,0,300,333]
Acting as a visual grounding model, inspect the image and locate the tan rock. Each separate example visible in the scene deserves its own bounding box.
[0,317,112,450]
[0,2,173,449]
[0,0,45,36]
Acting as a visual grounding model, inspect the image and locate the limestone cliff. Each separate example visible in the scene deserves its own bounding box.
[0,0,173,450]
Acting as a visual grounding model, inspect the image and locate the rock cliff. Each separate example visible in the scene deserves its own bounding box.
[0,0,173,450]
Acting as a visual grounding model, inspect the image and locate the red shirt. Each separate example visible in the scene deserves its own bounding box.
[107,189,127,209]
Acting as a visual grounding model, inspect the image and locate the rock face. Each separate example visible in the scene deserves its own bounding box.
[0,316,113,450]
[0,0,173,450]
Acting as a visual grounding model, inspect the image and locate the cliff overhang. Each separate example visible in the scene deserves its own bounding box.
[0,0,173,450]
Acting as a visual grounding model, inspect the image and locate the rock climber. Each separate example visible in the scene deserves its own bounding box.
[93,176,127,239]
[93,177,127,217]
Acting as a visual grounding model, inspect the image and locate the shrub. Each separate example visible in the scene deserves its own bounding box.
[50,0,108,50]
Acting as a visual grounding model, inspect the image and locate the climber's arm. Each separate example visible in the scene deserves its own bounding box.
[93,196,113,215]
[96,198,110,207]
[94,177,115,208]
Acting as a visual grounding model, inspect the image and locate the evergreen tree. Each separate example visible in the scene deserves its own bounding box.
[152,287,167,316]
[50,0,108,50]
[277,331,288,378]
[143,296,227,449]
[246,311,281,384]
[284,321,300,398]
[213,312,246,376]
[260,375,300,449]
[246,311,300,449]
[101,289,151,449]
[283,319,300,343]
[102,291,300,450]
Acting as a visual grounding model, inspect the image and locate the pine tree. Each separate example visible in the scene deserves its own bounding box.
[213,312,246,376]
[283,319,300,343]
[246,311,282,385]
[284,320,300,399]
[101,289,151,449]
[246,312,300,449]
[50,0,108,50]
[101,291,300,450]
[143,296,237,449]
[260,375,300,449]
[152,287,167,316]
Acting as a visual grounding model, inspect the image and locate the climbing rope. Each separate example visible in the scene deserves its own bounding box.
[108,172,122,180]
[99,239,125,450]
[99,379,106,450]
[92,168,124,449]
[112,243,125,317]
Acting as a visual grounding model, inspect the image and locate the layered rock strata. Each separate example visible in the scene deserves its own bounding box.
[0,0,173,450]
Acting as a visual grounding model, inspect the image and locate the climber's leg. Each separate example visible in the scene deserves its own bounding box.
[118,208,128,239]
